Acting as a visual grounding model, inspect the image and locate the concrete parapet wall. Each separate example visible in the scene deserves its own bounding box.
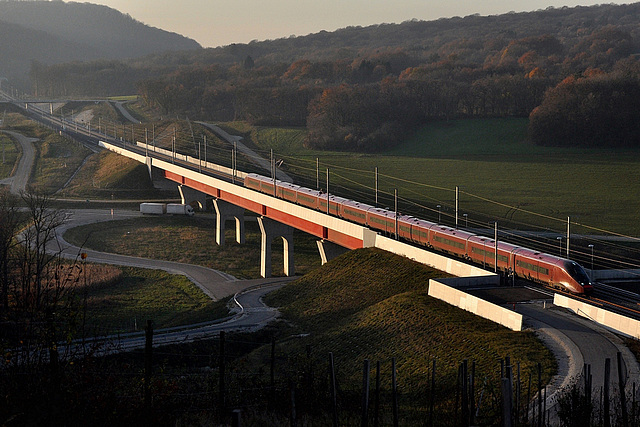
[592,269,640,281]
[554,294,640,339]
[374,235,497,281]
[428,279,523,331]
[134,142,248,180]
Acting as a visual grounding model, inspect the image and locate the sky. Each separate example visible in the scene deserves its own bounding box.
[89,0,621,48]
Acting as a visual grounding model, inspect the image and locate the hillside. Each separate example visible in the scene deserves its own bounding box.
[263,248,556,424]
[0,0,200,88]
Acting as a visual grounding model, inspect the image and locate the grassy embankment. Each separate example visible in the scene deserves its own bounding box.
[237,118,640,237]
[255,247,556,425]
[0,132,20,179]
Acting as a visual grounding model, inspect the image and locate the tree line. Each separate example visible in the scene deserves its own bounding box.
[28,3,640,150]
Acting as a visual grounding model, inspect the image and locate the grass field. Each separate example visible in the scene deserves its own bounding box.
[0,133,20,179]
[232,118,640,237]
[63,215,324,279]
[81,266,228,335]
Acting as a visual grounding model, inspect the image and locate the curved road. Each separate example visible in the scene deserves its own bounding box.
[0,130,37,194]
[519,302,640,422]
[51,208,295,353]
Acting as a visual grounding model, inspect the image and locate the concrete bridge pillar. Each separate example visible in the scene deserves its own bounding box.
[213,199,246,246]
[179,185,207,211]
[258,217,294,278]
[316,240,349,265]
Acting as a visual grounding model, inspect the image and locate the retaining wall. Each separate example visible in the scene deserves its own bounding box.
[428,278,523,331]
[554,294,640,339]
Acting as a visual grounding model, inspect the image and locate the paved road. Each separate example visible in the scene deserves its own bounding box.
[51,208,296,354]
[52,208,295,301]
[112,101,141,124]
[70,282,287,357]
[0,130,37,194]
[519,302,640,422]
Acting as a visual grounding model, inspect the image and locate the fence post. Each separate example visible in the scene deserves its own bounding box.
[361,359,370,427]
[144,320,153,408]
[231,409,241,427]
[329,352,339,427]
[429,359,436,427]
[604,358,611,427]
[392,357,399,427]
[470,361,476,426]
[290,380,297,427]
[537,363,542,427]
[270,336,276,390]
[374,361,380,427]
[502,377,513,427]
[462,360,468,426]
[219,330,226,414]
[618,352,629,427]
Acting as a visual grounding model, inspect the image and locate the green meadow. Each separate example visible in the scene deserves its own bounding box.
[241,118,640,237]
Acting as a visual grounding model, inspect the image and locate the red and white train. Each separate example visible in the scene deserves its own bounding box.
[245,173,594,295]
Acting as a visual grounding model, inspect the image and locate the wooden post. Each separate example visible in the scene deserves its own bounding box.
[618,352,629,427]
[604,358,611,427]
[219,330,226,413]
[516,362,520,426]
[507,364,514,427]
[361,359,370,427]
[526,374,531,426]
[290,380,297,427]
[429,359,436,427]
[144,320,153,408]
[462,360,469,426]
[502,377,513,427]
[270,337,276,390]
[329,352,338,427]
[633,382,637,426]
[392,358,399,427]
[455,364,461,423]
[374,361,380,427]
[306,344,313,409]
[232,409,241,427]
[470,361,476,427]
[537,363,542,427]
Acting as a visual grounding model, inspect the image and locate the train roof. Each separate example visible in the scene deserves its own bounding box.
[512,247,560,264]
[341,199,375,211]
[296,186,323,197]
[430,224,475,240]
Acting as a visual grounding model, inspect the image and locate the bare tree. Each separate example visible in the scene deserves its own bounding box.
[0,189,20,315]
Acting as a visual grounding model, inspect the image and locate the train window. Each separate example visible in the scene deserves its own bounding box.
[344,208,365,219]
[298,195,315,204]
[433,235,465,250]
[472,247,508,263]
[565,261,591,284]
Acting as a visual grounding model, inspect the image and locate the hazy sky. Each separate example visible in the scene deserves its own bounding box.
[89,1,620,48]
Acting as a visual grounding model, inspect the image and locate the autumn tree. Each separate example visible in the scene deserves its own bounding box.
[529,72,640,147]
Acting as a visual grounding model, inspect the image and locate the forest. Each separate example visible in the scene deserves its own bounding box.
[28,3,640,150]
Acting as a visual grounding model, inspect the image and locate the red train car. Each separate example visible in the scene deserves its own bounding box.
[243,173,594,294]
